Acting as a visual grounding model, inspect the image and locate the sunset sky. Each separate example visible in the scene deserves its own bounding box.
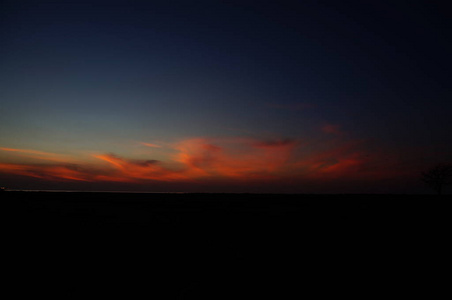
[1,0,451,193]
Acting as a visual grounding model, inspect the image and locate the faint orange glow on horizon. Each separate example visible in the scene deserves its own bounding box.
[0,136,407,186]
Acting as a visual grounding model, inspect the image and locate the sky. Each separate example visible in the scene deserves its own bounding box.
[1,0,451,193]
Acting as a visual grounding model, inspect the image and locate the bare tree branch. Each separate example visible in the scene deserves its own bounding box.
[421,163,452,195]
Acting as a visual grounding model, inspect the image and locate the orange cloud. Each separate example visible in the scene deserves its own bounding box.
[0,163,43,179]
[140,142,162,148]
[291,138,414,181]
[0,147,72,163]
[93,153,188,182]
[0,163,91,182]
[0,135,409,188]
[292,139,369,178]
[44,166,92,182]
[172,137,296,179]
[93,154,126,170]
[0,147,56,156]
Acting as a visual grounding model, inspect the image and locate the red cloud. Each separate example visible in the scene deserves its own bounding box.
[93,153,188,182]
[0,136,410,188]
[0,163,92,182]
[173,138,295,179]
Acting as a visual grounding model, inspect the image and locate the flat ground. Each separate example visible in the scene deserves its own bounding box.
[3,192,449,298]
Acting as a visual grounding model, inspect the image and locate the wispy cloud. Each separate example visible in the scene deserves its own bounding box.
[0,147,73,163]
[0,147,57,156]
[140,142,162,148]
[0,135,410,187]
[0,163,92,182]
[93,153,187,182]
[171,137,298,179]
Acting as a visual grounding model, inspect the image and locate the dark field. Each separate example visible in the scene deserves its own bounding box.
[3,192,449,298]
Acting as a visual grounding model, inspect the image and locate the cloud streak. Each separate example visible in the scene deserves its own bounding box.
[0,148,57,156]
[140,142,162,148]
[0,163,92,182]
[0,135,412,190]
[0,147,71,163]
[173,137,297,179]
[93,153,188,182]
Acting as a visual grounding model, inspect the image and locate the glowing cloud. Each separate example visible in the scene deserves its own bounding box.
[140,142,162,148]
[0,148,57,156]
[0,135,409,189]
[172,137,297,179]
[0,163,91,181]
[0,147,73,163]
[93,153,188,182]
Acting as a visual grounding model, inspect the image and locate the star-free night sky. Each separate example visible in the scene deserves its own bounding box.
[1,0,451,193]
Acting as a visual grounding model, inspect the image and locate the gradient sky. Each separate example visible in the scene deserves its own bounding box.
[1,0,451,193]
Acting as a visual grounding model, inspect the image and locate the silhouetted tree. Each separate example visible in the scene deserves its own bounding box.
[421,163,452,195]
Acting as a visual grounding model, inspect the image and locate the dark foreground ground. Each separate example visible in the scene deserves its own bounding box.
[2,192,450,298]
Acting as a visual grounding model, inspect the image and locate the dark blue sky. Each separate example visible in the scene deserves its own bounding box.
[1,0,451,192]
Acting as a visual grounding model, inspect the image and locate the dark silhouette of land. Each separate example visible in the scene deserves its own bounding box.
[3,192,448,298]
